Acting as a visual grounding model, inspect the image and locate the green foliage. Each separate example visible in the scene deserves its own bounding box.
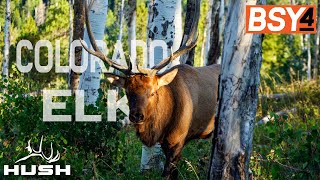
[251,81,320,179]
[0,74,128,178]
[262,34,304,82]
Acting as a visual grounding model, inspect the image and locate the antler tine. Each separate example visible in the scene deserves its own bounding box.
[151,0,200,72]
[81,0,131,75]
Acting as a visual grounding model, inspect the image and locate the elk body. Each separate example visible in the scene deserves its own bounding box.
[124,64,220,179]
[81,1,220,179]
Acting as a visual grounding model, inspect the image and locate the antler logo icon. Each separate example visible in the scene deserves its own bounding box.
[15,136,60,164]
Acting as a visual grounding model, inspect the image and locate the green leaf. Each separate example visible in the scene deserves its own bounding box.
[302,162,308,169]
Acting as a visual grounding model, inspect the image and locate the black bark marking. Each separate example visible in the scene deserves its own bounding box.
[167,40,173,48]
[153,26,158,33]
[153,6,159,17]
[161,20,174,37]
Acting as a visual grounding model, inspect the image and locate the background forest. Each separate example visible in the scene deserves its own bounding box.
[0,0,319,179]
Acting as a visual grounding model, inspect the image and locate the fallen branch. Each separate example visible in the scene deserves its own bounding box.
[259,93,294,99]
[257,108,297,125]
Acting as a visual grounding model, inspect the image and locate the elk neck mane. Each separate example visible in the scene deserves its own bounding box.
[134,68,195,147]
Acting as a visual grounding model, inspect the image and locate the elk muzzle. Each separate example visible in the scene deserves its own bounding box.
[129,111,145,123]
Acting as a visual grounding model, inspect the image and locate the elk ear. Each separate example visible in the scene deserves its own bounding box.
[158,69,178,88]
[105,74,126,87]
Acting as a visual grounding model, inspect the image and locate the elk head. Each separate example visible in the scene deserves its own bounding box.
[80,0,198,124]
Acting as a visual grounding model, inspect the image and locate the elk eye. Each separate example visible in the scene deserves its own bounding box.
[150,92,155,97]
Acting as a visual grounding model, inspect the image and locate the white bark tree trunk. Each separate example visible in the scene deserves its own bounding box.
[208,0,265,179]
[140,0,178,172]
[2,0,10,78]
[202,0,214,66]
[170,0,182,67]
[313,0,319,80]
[307,0,311,81]
[35,0,46,26]
[307,34,312,81]
[68,0,73,84]
[127,0,136,61]
[147,0,177,68]
[78,0,108,105]
[118,0,125,42]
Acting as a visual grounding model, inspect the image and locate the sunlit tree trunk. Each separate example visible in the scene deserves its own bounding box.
[208,0,265,179]
[2,0,10,79]
[35,0,46,26]
[202,0,213,66]
[78,0,108,105]
[148,0,177,67]
[307,34,312,81]
[313,0,319,80]
[170,0,183,67]
[69,0,85,92]
[68,0,73,82]
[140,0,178,172]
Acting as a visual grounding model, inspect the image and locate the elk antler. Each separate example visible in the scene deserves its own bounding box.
[137,0,200,76]
[80,0,132,75]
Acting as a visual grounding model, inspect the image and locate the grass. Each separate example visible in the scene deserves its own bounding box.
[104,127,212,179]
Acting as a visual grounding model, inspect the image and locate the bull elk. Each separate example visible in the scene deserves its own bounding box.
[81,1,220,179]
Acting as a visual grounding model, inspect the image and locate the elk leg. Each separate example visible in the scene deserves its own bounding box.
[161,142,184,180]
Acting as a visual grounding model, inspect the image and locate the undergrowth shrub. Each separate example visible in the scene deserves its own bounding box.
[0,77,128,178]
[252,80,320,179]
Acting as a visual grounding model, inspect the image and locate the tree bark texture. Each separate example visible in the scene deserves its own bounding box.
[201,0,213,66]
[208,0,265,179]
[69,0,85,92]
[126,0,137,58]
[147,0,177,67]
[313,0,319,80]
[170,0,183,67]
[179,0,200,66]
[2,0,10,78]
[207,0,221,65]
[78,0,108,105]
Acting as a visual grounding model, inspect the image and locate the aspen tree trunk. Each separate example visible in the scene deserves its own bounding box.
[78,0,108,105]
[69,0,85,91]
[118,0,125,42]
[35,0,46,26]
[307,34,312,80]
[307,0,312,81]
[127,0,136,60]
[202,0,213,66]
[170,0,183,67]
[313,0,319,80]
[2,0,10,78]
[179,0,200,66]
[68,0,73,80]
[140,0,178,172]
[208,0,265,179]
[207,0,221,65]
[147,0,177,67]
